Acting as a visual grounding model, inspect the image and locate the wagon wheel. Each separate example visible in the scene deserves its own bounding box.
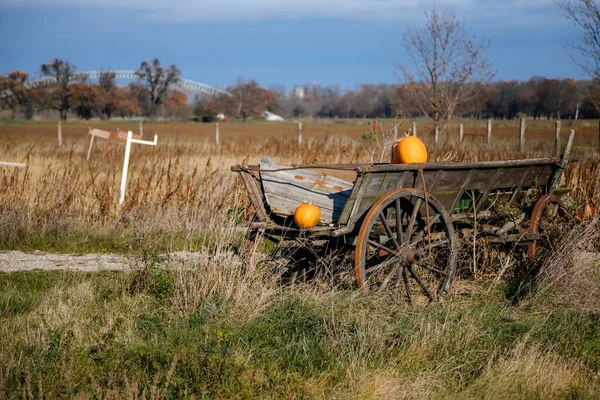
[355,188,457,303]
[527,194,569,270]
[243,214,317,284]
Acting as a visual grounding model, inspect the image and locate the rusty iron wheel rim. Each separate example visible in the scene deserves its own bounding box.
[527,194,564,267]
[354,188,457,302]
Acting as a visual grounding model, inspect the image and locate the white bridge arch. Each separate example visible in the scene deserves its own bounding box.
[21,70,229,97]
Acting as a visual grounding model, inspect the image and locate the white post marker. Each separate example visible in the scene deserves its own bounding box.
[215,123,220,147]
[119,130,158,204]
[0,161,26,168]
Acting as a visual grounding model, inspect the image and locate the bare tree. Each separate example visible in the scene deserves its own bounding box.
[555,0,600,78]
[134,58,181,116]
[97,71,118,120]
[68,84,101,120]
[0,71,29,120]
[40,58,82,119]
[205,79,278,120]
[395,7,494,126]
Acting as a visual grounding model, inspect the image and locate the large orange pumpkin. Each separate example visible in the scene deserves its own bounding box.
[392,136,428,164]
[294,203,321,228]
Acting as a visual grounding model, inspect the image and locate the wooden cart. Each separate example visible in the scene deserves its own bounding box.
[231,133,575,302]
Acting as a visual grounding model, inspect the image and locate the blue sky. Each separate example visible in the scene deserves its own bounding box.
[0,0,587,90]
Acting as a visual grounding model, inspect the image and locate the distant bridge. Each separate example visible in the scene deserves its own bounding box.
[4,70,229,97]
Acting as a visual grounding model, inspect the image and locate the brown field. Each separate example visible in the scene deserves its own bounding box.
[1,117,598,253]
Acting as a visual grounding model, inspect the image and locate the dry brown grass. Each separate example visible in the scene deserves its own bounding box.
[459,342,598,399]
[0,118,598,256]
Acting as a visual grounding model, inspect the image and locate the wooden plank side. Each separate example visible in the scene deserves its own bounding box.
[350,165,552,217]
[260,164,353,195]
[367,158,560,172]
[259,163,353,224]
[261,191,350,223]
[345,173,373,228]
[475,168,503,213]
[507,166,534,206]
[239,170,269,221]
[417,165,550,193]
[337,173,368,226]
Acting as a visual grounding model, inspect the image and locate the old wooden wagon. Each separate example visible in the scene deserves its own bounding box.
[231,133,575,302]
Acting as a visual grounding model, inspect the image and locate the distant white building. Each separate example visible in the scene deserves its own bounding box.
[264,111,284,121]
[292,86,305,99]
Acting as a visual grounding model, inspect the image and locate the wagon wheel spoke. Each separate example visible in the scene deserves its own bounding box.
[395,198,404,245]
[394,265,403,298]
[406,197,423,239]
[407,266,434,301]
[378,265,401,293]
[413,263,448,277]
[365,255,399,274]
[402,266,412,304]
[379,212,400,249]
[408,214,442,247]
[366,239,398,257]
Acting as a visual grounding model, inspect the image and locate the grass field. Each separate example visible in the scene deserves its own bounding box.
[1,118,599,398]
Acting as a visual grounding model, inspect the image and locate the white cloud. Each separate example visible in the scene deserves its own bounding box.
[3,0,559,25]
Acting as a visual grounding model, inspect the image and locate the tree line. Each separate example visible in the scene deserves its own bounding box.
[0,58,183,120]
[2,58,598,123]
[2,59,599,121]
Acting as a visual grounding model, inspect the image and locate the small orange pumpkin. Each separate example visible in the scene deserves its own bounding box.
[392,136,428,164]
[294,203,321,228]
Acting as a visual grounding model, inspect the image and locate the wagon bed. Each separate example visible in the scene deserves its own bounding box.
[231,132,575,302]
[234,158,566,230]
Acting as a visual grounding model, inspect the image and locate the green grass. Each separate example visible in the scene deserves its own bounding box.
[1,268,599,399]
[0,226,245,255]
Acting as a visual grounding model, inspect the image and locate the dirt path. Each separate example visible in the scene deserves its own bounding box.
[1,250,598,276]
[0,250,223,273]
[0,250,131,273]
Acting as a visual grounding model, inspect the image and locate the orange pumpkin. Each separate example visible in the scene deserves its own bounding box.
[294,203,321,228]
[392,136,428,164]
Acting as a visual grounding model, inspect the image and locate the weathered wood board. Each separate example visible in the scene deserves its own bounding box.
[260,162,353,224]
[337,160,558,226]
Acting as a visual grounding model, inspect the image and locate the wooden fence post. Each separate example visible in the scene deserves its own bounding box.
[393,124,398,141]
[58,120,62,147]
[434,120,440,148]
[215,123,220,147]
[555,120,561,155]
[139,120,143,137]
[297,121,303,146]
[459,123,464,145]
[412,121,417,137]
[519,118,526,153]
[487,119,492,145]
